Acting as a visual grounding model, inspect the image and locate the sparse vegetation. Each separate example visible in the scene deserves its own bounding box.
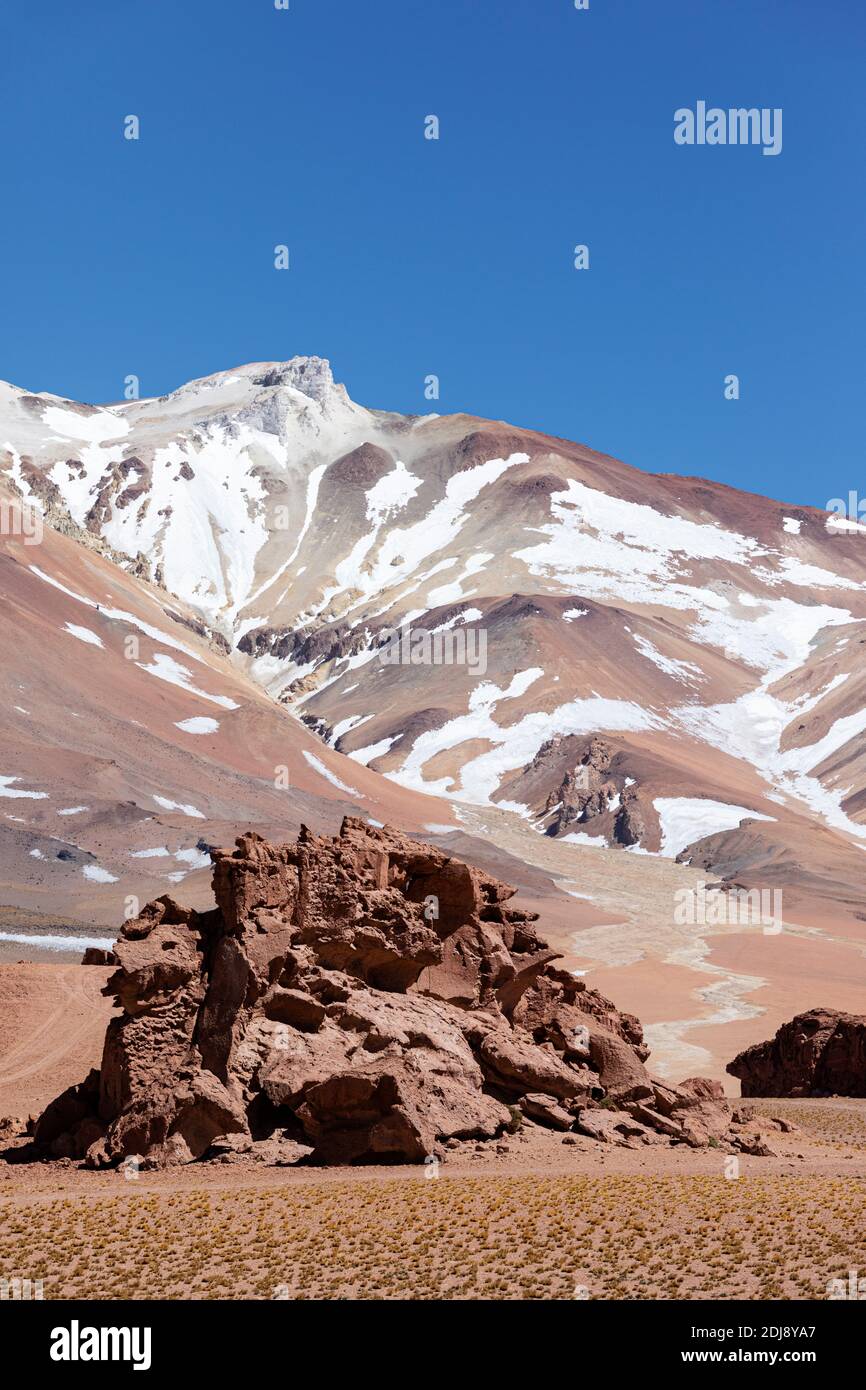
[2,1166,865,1300]
[749,1099,866,1151]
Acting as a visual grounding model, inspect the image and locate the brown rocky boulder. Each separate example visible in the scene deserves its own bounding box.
[727,1008,866,1097]
[81,947,118,966]
[31,818,742,1166]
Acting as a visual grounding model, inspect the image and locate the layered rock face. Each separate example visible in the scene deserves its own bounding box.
[37,819,739,1167]
[728,1008,866,1098]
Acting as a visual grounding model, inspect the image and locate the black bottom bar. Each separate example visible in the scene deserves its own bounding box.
[6,1297,858,1376]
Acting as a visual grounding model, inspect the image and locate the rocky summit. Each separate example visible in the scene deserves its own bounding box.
[727,1008,866,1098]
[28,818,755,1168]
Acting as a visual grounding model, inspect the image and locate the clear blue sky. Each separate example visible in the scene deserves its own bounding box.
[1,0,863,509]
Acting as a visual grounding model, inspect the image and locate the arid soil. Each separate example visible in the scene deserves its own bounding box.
[2,1105,866,1300]
[2,952,866,1301]
[0,964,115,1117]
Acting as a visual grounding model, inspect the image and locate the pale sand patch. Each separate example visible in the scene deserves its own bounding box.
[587,957,719,1028]
[517,891,622,968]
[697,930,866,1089]
[584,958,748,1088]
[0,964,116,1117]
[772,896,866,946]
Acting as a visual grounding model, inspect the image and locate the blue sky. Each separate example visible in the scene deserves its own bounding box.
[1,0,863,508]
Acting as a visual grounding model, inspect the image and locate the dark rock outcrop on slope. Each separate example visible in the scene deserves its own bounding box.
[35,818,745,1168]
[543,737,619,838]
[727,1008,866,1097]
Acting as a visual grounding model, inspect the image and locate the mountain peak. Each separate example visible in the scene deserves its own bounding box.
[165,356,349,411]
[247,355,338,404]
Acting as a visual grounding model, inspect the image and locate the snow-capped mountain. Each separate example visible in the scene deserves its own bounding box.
[4,356,866,932]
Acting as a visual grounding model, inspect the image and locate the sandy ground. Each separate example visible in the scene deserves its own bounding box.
[0,941,100,965]
[0,964,115,1117]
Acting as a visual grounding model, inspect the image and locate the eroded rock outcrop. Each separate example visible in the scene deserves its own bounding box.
[727,1008,866,1097]
[543,738,619,838]
[35,818,745,1167]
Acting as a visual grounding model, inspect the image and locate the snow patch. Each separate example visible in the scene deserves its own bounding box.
[654,797,775,858]
[0,931,116,952]
[63,623,103,649]
[390,694,661,805]
[175,717,220,734]
[43,405,130,443]
[0,775,47,800]
[82,864,119,884]
[175,846,211,870]
[301,750,361,796]
[633,633,703,684]
[348,736,400,766]
[329,713,374,745]
[152,795,206,819]
[136,653,239,709]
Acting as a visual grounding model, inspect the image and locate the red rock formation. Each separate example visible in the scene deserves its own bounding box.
[727,1008,866,1097]
[35,818,746,1167]
[81,947,118,966]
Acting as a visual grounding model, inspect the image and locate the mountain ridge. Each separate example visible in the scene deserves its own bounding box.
[4,357,866,1079]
